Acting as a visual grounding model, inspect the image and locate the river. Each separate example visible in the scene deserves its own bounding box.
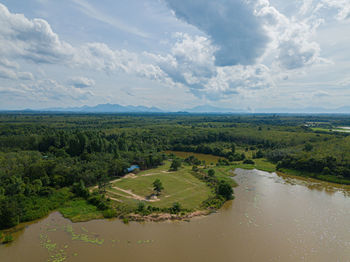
[1,169,350,261]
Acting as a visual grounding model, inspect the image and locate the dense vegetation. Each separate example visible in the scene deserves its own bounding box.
[1,113,350,230]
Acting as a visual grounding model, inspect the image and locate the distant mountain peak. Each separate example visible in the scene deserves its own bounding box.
[41,103,163,113]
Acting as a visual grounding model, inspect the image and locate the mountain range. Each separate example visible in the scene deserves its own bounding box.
[2,103,350,114]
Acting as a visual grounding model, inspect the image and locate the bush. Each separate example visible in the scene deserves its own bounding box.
[201,196,226,209]
[137,201,145,212]
[192,165,199,172]
[216,181,234,200]
[170,202,181,214]
[170,158,182,171]
[243,159,255,165]
[303,143,313,152]
[208,169,215,177]
[103,209,116,218]
[3,234,14,244]
[87,195,109,210]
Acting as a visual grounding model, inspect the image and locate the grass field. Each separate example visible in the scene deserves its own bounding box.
[279,168,350,185]
[166,150,276,173]
[106,161,214,210]
[230,158,277,173]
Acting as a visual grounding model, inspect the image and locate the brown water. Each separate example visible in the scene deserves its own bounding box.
[2,169,350,262]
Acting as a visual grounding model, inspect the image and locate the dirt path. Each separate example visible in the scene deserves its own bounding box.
[107,196,123,202]
[111,186,160,202]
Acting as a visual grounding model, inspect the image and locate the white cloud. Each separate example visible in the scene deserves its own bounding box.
[0,66,17,79]
[0,79,93,103]
[254,0,325,70]
[0,58,19,69]
[74,42,168,82]
[0,1,349,108]
[0,3,74,64]
[315,0,350,21]
[0,65,34,80]
[146,33,274,100]
[337,78,350,87]
[71,0,149,38]
[164,0,270,66]
[0,4,168,85]
[164,0,328,71]
[18,72,34,80]
[69,77,95,88]
[313,90,330,98]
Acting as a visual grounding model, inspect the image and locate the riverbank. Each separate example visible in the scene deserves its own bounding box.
[4,152,350,239]
[3,168,350,262]
[60,154,350,225]
[168,151,350,186]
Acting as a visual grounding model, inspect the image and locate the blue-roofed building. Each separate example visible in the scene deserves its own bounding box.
[125,165,140,173]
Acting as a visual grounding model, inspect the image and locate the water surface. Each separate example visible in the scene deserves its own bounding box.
[2,169,350,261]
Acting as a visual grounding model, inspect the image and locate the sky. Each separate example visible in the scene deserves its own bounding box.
[0,0,350,111]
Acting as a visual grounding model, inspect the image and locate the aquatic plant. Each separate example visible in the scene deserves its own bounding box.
[39,234,67,262]
[3,234,14,244]
[65,225,104,245]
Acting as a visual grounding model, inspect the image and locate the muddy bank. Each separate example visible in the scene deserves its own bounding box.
[127,210,212,222]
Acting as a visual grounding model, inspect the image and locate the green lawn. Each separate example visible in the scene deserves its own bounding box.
[107,162,214,210]
[229,158,277,173]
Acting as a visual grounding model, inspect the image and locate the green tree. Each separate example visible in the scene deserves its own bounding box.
[153,179,164,195]
[137,201,145,212]
[170,158,182,171]
[171,202,181,214]
[217,181,233,200]
[208,169,215,177]
[231,143,236,153]
[98,174,110,194]
[304,143,313,152]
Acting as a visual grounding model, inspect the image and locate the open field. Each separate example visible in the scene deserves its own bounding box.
[166,150,276,173]
[106,161,214,210]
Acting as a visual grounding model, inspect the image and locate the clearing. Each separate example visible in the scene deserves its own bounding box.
[106,161,214,210]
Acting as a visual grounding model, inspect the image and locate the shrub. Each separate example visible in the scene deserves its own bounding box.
[137,201,145,212]
[216,181,234,200]
[170,158,182,171]
[170,202,181,214]
[103,209,116,218]
[3,234,14,244]
[243,159,255,165]
[208,169,215,177]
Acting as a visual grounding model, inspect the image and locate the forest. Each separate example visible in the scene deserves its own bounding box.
[1,113,350,230]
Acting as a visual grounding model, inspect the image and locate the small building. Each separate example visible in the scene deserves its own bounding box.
[125,165,140,173]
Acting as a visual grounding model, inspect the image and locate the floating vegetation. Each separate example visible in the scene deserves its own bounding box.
[138,239,154,244]
[39,234,67,262]
[2,234,14,244]
[65,225,104,245]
